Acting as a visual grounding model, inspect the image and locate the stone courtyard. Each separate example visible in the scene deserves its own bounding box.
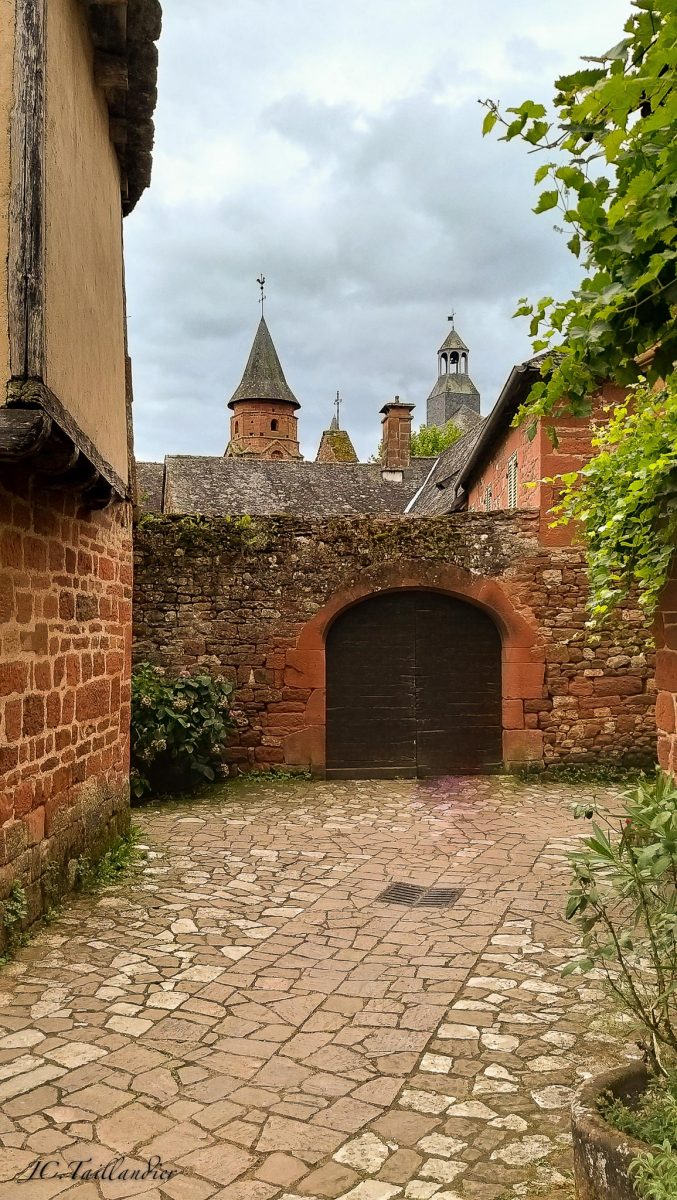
[0,778,635,1200]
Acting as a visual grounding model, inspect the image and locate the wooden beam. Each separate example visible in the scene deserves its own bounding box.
[0,408,51,461]
[8,0,46,380]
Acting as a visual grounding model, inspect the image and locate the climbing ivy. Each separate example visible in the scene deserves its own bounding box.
[481,0,677,618]
[481,0,676,419]
[550,380,677,619]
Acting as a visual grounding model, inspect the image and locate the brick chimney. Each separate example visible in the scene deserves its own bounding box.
[380,397,414,477]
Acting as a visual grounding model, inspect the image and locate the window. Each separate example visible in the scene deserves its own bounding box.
[271,419,278,431]
[507,454,518,509]
[484,486,492,512]
[234,421,239,434]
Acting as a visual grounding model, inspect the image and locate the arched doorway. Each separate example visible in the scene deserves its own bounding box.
[325,591,502,777]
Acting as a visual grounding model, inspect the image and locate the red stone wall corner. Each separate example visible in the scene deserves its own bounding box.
[656,560,677,775]
[0,477,132,941]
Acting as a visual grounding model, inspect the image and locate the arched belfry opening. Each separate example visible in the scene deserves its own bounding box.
[325,590,502,777]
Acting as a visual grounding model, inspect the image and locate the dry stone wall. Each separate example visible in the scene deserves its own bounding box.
[133,512,657,773]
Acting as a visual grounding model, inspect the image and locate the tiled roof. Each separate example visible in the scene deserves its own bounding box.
[160,456,433,517]
[135,461,164,513]
[229,318,300,410]
[408,422,487,516]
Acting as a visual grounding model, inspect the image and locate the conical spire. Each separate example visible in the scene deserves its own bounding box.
[228,318,300,410]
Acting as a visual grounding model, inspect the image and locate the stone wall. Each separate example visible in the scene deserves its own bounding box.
[656,561,677,775]
[133,512,657,774]
[0,476,132,936]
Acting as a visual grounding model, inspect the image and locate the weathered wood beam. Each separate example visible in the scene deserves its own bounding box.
[0,408,52,461]
[8,0,46,380]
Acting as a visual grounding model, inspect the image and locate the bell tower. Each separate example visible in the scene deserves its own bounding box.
[426,316,481,430]
[226,313,302,461]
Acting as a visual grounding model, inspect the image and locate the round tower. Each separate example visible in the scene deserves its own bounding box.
[226,317,302,460]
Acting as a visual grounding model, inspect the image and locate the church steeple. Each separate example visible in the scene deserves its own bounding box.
[426,318,481,430]
[226,317,302,460]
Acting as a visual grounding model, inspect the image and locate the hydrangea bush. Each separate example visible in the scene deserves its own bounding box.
[131,663,234,800]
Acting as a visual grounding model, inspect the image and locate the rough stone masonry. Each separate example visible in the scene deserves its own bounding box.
[133,511,656,774]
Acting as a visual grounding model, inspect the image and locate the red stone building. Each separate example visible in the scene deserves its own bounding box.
[0,0,160,931]
[226,318,302,460]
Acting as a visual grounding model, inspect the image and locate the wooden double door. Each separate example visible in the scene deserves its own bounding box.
[326,591,502,778]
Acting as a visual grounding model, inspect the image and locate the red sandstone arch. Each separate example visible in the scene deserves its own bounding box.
[281,561,545,774]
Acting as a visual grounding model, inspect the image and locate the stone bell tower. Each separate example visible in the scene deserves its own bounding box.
[426,318,481,431]
[226,315,302,460]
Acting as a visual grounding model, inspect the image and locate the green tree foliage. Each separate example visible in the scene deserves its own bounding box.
[410,420,462,457]
[481,0,676,419]
[482,1,676,616]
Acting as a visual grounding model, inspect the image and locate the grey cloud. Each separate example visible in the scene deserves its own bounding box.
[126,0,624,464]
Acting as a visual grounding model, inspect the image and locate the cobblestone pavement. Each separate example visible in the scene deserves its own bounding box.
[0,778,634,1200]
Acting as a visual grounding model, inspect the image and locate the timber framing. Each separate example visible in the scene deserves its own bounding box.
[8,0,46,382]
[3,0,161,504]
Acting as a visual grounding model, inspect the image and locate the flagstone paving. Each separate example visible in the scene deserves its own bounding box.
[0,777,636,1200]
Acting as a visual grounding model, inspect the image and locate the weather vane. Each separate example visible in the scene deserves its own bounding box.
[448,310,455,329]
[334,390,342,428]
[257,274,266,315]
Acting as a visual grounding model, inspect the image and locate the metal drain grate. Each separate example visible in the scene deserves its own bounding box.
[378,882,427,906]
[377,883,463,908]
[419,888,463,908]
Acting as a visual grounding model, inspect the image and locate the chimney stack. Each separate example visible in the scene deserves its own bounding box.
[380,397,414,478]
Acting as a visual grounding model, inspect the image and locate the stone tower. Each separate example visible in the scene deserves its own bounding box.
[226,318,302,459]
[426,324,481,430]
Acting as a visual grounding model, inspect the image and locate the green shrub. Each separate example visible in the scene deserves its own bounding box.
[564,770,677,1076]
[131,663,234,800]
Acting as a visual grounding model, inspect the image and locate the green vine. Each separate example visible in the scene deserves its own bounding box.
[550,379,677,620]
[481,0,676,421]
[480,0,677,623]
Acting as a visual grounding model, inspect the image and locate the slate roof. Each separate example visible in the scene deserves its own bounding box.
[408,422,488,516]
[427,372,480,402]
[439,328,469,354]
[135,461,164,513]
[315,426,359,463]
[450,405,483,434]
[229,318,300,409]
[159,456,434,517]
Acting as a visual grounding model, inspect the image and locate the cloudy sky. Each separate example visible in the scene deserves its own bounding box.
[126,0,626,464]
